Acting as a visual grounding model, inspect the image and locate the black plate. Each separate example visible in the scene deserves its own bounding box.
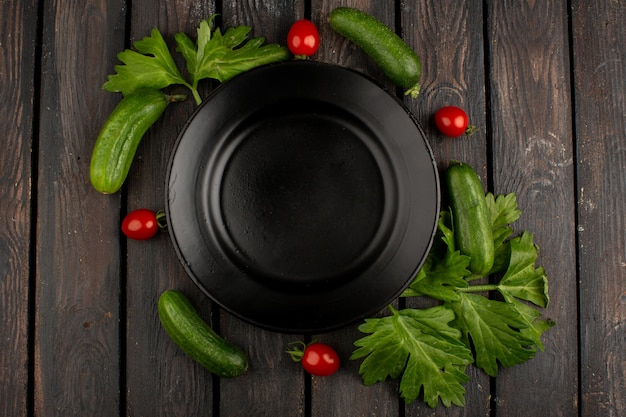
[166,61,439,334]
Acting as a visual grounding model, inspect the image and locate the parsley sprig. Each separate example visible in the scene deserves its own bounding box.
[103,16,290,105]
[351,192,554,408]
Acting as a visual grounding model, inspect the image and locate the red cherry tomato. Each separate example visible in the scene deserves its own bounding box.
[287,19,320,57]
[434,106,471,137]
[122,209,161,240]
[287,341,340,376]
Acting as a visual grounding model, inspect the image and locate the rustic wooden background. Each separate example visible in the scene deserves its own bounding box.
[1,0,625,416]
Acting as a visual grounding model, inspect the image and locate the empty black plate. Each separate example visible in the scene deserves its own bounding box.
[166,61,439,334]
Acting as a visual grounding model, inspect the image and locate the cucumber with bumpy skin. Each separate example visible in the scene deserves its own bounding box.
[445,161,494,276]
[157,290,248,378]
[89,89,186,194]
[329,7,422,97]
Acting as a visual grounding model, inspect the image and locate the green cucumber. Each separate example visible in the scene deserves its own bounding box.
[445,161,494,276]
[329,7,422,97]
[157,290,248,378]
[89,89,186,194]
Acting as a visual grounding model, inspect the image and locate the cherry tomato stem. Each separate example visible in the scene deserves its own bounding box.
[155,210,167,229]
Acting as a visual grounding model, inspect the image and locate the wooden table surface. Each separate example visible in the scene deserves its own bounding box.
[2,0,625,416]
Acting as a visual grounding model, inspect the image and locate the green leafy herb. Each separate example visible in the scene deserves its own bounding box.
[497,232,549,308]
[487,192,522,273]
[402,248,470,302]
[351,306,473,408]
[102,28,188,96]
[352,191,554,408]
[103,16,290,104]
[446,293,536,377]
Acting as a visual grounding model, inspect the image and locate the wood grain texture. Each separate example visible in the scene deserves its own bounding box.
[2,1,624,416]
[34,1,127,416]
[310,326,400,417]
[311,1,402,416]
[123,1,217,416]
[0,1,37,416]
[404,0,489,178]
[219,326,305,417]
[218,2,307,417]
[572,0,626,416]
[402,1,491,415]
[487,0,578,416]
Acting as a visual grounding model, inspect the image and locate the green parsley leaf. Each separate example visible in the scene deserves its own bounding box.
[446,292,536,377]
[351,306,473,408]
[352,166,554,408]
[437,210,456,251]
[103,28,189,95]
[404,248,470,302]
[490,234,512,274]
[494,230,554,351]
[487,192,521,274]
[486,192,521,229]
[402,211,471,300]
[501,295,555,352]
[175,18,290,104]
[497,231,549,308]
[103,18,289,105]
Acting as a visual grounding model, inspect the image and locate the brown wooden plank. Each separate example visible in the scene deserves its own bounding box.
[14,2,625,417]
[405,0,490,173]
[310,2,400,416]
[217,2,307,416]
[123,2,217,416]
[0,1,38,416]
[309,326,400,417]
[34,1,127,416]
[402,0,492,415]
[571,1,626,416]
[486,0,578,415]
